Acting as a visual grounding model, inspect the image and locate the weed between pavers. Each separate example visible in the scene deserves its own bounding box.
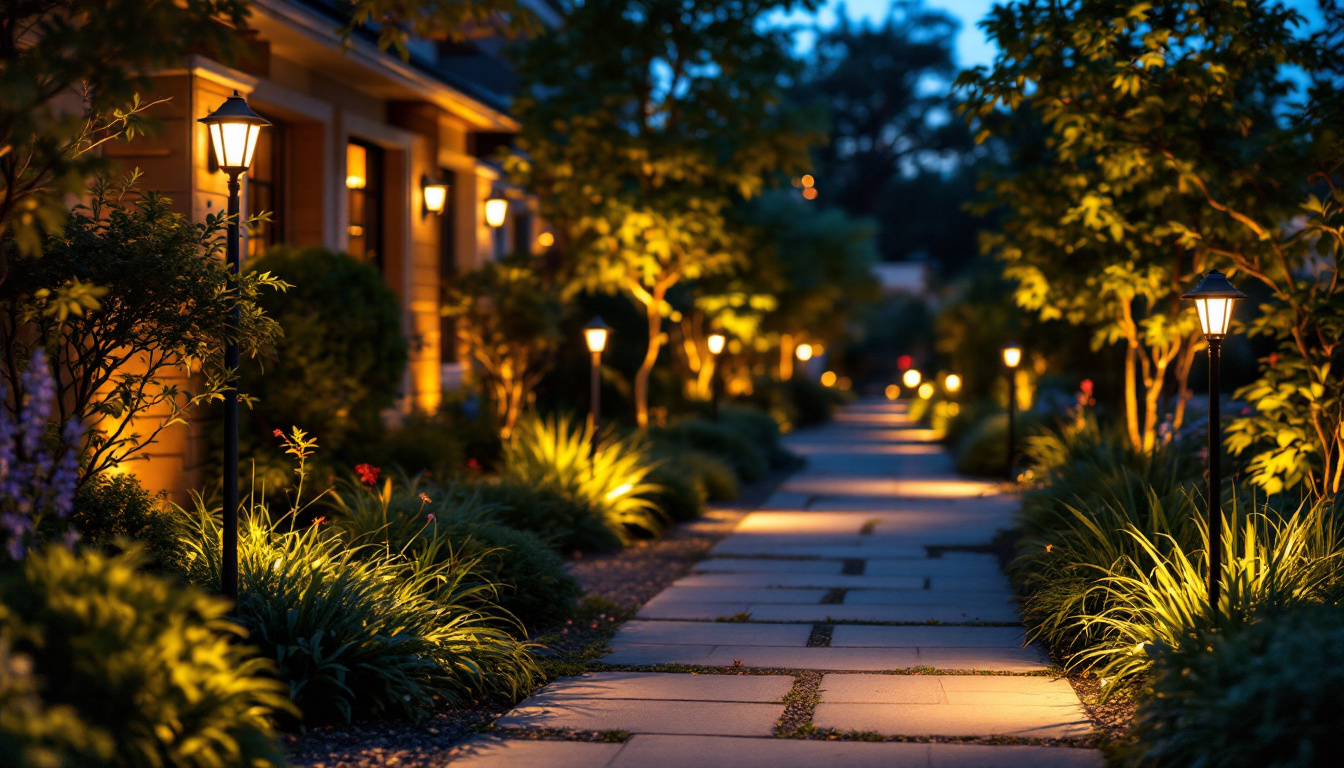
[487,726,632,743]
[775,671,822,735]
[773,727,1106,750]
[715,611,754,622]
[806,624,834,647]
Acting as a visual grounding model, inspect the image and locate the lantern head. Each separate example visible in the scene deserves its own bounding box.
[422,176,448,216]
[707,333,726,355]
[485,195,509,228]
[584,316,610,354]
[199,91,270,175]
[1003,343,1023,369]
[1182,269,1247,339]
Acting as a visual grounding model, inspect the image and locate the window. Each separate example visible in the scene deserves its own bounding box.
[245,117,284,258]
[438,169,458,364]
[346,140,384,269]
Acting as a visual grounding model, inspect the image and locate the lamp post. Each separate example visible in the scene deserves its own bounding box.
[584,317,610,459]
[1002,342,1022,482]
[199,91,269,603]
[1182,269,1246,611]
[485,193,508,256]
[707,333,726,422]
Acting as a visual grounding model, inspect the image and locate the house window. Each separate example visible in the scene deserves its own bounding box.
[346,140,384,269]
[437,169,458,364]
[246,117,284,258]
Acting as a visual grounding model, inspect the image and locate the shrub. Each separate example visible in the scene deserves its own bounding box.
[245,246,407,455]
[720,406,791,469]
[786,377,840,426]
[0,545,291,767]
[69,474,185,575]
[652,419,767,483]
[369,414,467,481]
[681,450,740,501]
[1126,604,1344,768]
[470,478,621,553]
[952,413,1011,477]
[503,413,663,544]
[326,477,580,631]
[646,454,710,523]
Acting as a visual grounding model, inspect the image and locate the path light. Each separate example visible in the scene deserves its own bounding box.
[918,383,934,400]
[484,194,509,228]
[795,343,814,361]
[707,333,726,422]
[945,374,962,394]
[885,384,900,401]
[422,176,448,217]
[584,317,610,458]
[902,369,922,389]
[821,371,837,387]
[1183,269,1247,611]
[1003,342,1022,481]
[199,90,270,606]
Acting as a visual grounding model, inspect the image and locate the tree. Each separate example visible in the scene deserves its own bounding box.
[1,175,284,482]
[956,0,1306,452]
[507,0,820,427]
[444,254,561,439]
[796,1,976,268]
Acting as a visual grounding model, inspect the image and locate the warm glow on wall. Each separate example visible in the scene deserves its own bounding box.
[821,371,837,387]
[346,143,367,189]
[902,369,922,388]
[795,343,814,361]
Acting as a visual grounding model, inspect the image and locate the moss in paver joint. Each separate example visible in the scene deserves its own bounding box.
[715,611,754,622]
[774,671,823,736]
[806,624,834,647]
[819,587,848,604]
[777,728,1107,749]
[858,519,880,535]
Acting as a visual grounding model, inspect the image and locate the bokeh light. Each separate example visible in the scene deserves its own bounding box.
[902,369,922,388]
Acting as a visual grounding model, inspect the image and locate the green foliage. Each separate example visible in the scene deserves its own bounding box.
[1,176,285,480]
[720,405,791,470]
[507,0,820,426]
[367,413,467,482]
[503,412,664,544]
[444,253,561,439]
[680,450,741,502]
[69,474,184,576]
[470,478,621,554]
[652,419,768,483]
[1071,493,1344,697]
[325,476,580,630]
[645,453,710,523]
[0,545,291,767]
[1126,604,1344,768]
[952,413,1014,477]
[245,246,407,454]
[750,377,842,430]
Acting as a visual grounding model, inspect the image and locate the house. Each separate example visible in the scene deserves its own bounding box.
[108,0,558,500]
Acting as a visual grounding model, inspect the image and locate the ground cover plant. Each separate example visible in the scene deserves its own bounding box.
[0,545,292,767]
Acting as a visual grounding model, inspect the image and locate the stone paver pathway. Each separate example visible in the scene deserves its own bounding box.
[450,399,1105,766]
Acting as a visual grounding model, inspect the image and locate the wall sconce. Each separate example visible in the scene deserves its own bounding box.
[422,175,448,218]
[346,143,367,190]
[484,194,508,228]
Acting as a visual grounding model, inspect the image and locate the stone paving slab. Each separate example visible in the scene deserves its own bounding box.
[636,601,1017,624]
[830,625,1029,648]
[600,644,923,670]
[605,735,1107,767]
[692,559,843,574]
[448,737,623,767]
[650,586,830,604]
[524,672,794,703]
[813,675,1092,738]
[783,477,1000,499]
[673,572,924,590]
[496,699,783,737]
[862,557,1004,577]
[612,621,813,647]
[841,589,1016,607]
[710,542,930,559]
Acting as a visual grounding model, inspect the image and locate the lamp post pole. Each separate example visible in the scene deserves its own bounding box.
[222,173,242,603]
[708,333,726,422]
[1182,269,1246,611]
[584,317,610,462]
[1206,336,1223,610]
[199,91,269,605]
[1003,343,1022,482]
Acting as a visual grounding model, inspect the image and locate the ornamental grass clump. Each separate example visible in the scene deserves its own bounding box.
[1065,492,1344,698]
[178,429,541,725]
[503,412,663,543]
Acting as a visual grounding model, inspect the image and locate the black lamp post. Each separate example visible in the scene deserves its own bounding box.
[1182,269,1246,611]
[707,333,726,422]
[1002,342,1022,482]
[198,91,269,603]
[584,317,610,459]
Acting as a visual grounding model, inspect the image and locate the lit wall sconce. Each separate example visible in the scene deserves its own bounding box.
[422,175,448,218]
[346,143,367,189]
[484,194,509,228]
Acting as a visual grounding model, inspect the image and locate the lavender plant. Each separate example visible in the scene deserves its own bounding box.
[0,349,81,560]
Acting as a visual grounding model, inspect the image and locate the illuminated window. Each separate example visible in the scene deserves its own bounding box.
[347,140,384,269]
[245,116,284,258]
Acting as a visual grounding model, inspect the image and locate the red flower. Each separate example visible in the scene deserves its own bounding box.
[273,429,284,438]
[355,463,380,486]
[466,458,481,473]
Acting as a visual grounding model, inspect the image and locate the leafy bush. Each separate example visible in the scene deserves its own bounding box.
[785,377,841,426]
[952,413,1012,477]
[326,477,580,630]
[1061,492,1344,696]
[369,414,467,481]
[69,474,184,575]
[646,454,710,523]
[0,545,291,767]
[680,450,740,501]
[470,478,621,553]
[245,246,407,455]
[1126,604,1344,768]
[652,419,768,482]
[180,499,541,724]
[503,413,663,544]
[720,406,791,469]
